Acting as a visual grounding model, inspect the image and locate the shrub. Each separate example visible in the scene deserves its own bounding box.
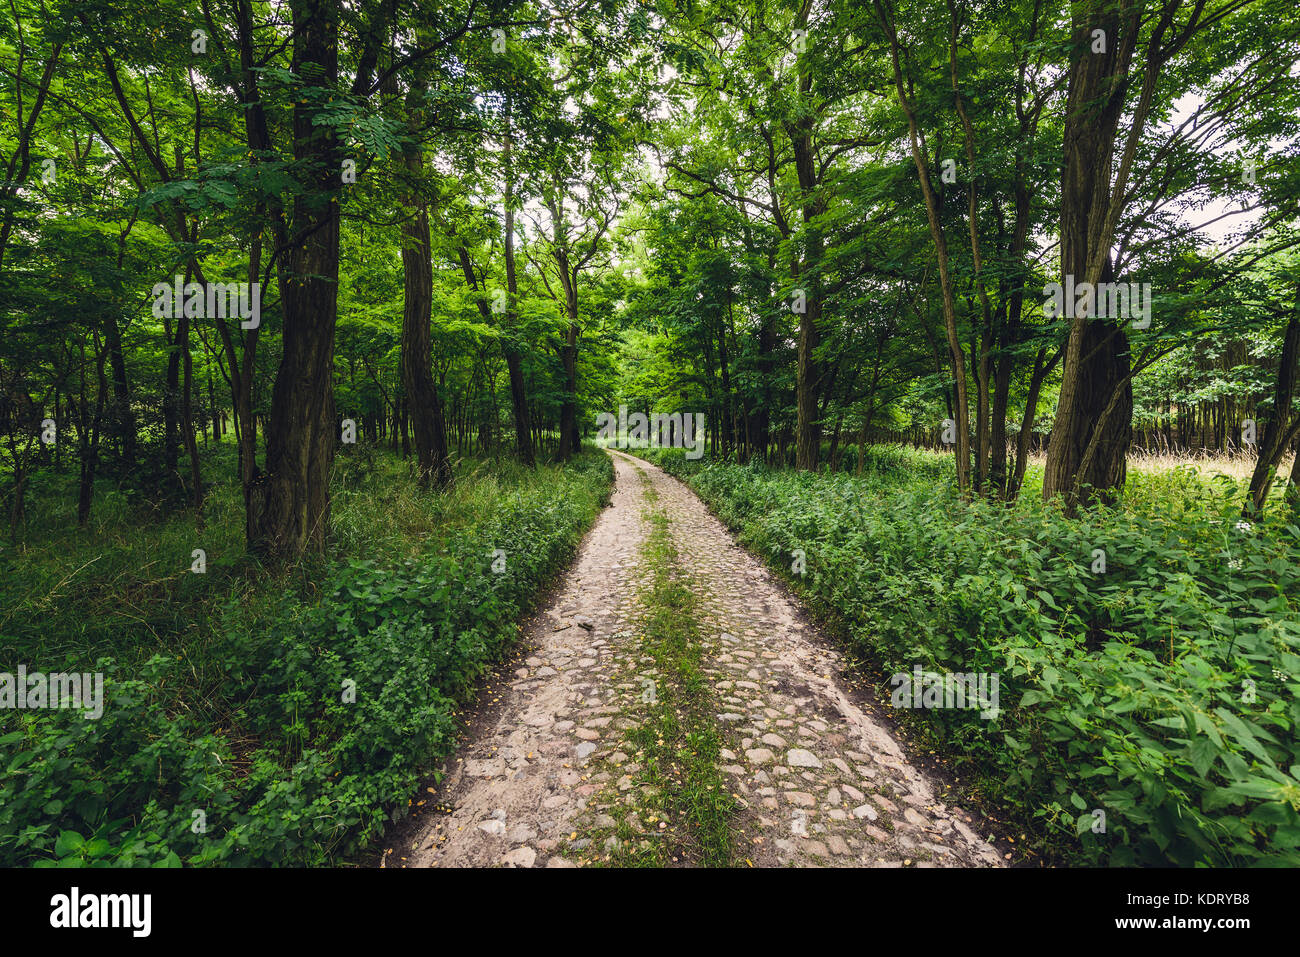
[0,452,613,866]
[643,447,1300,865]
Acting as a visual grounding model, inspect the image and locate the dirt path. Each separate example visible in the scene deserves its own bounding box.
[394,451,1003,868]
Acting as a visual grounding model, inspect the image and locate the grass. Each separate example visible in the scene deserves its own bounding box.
[645,444,1300,866]
[1031,449,1297,485]
[3,443,589,677]
[824,440,1295,504]
[1,443,614,867]
[572,467,736,867]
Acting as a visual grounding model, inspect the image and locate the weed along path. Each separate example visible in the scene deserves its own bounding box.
[393,451,1003,869]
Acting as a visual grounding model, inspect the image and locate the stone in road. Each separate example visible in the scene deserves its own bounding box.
[394,451,1002,868]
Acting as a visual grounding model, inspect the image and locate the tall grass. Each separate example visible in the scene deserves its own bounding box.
[1,447,614,867]
[645,445,1300,866]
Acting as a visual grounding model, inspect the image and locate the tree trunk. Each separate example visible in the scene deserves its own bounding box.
[989,341,1013,497]
[751,311,774,463]
[399,122,451,489]
[163,304,181,483]
[1245,303,1300,513]
[1044,313,1132,509]
[1288,436,1300,517]
[502,99,535,467]
[791,131,823,472]
[1042,4,1149,511]
[878,2,971,493]
[102,309,136,468]
[556,321,578,461]
[179,306,203,510]
[1010,347,1059,501]
[246,2,340,559]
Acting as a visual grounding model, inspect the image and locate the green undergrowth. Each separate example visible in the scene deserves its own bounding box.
[0,447,613,866]
[642,446,1300,867]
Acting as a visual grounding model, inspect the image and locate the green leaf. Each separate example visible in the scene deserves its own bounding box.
[53,831,85,857]
[1188,737,1218,778]
[1193,711,1223,747]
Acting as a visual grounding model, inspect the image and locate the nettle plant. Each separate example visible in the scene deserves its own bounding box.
[645,448,1300,865]
[0,456,614,867]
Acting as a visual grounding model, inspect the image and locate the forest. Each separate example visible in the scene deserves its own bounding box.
[2,0,1300,871]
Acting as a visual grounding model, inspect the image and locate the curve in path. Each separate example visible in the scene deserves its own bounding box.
[395,451,1003,868]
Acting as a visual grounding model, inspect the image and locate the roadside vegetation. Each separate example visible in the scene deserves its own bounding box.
[0,447,612,866]
[645,445,1300,866]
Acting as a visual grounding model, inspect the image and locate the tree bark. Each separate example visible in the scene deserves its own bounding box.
[556,319,579,461]
[399,96,451,489]
[246,1,341,558]
[1246,301,1300,514]
[1042,2,1159,511]
[877,0,971,493]
[790,108,823,471]
[502,98,535,467]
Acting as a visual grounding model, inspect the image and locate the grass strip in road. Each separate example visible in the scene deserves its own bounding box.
[614,475,736,866]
